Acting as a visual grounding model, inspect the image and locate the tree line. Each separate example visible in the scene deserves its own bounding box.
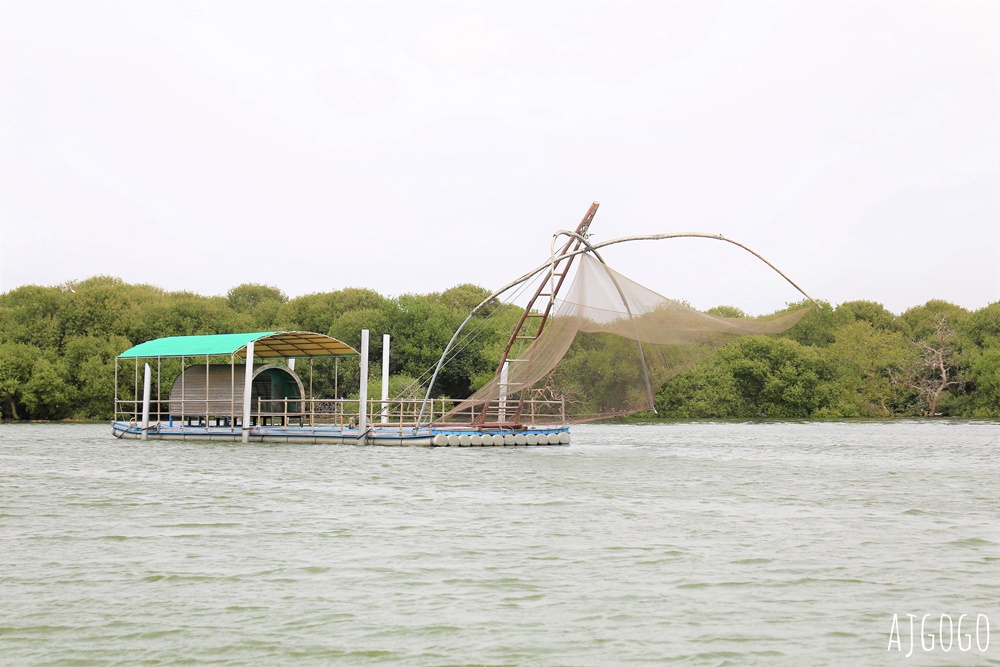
[657,299,999,418]
[0,276,997,420]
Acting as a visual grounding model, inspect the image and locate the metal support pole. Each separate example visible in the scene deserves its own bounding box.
[230,355,235,432]
[141,363,151,440]
[498,361,509,423]
[381,334,390,425]
[181,356,186,427]
[358,330,369,444]
[241,341,255,443]
[205,354,210,427]
[133,359,138,419]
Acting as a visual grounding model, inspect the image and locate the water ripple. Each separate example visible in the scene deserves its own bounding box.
[1,421,999,665]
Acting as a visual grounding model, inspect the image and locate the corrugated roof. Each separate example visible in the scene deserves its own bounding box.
[117,331,358,359]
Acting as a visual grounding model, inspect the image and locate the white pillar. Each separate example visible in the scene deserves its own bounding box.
[358,330,369,443]
[498,361,509,423]
[241,341,255,443]
[381,334,390,425]
[141,363,152,441]
[287,358,295,371]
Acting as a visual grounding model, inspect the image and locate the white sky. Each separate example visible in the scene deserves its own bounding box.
[2,0,998,315]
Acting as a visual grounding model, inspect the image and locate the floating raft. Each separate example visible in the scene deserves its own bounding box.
[112,330,571,447]
[110,421,570,446]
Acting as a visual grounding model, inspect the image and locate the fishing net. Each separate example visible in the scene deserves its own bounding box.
[443,253,811,423]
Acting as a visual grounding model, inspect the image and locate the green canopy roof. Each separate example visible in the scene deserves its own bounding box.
[118,331,358,359]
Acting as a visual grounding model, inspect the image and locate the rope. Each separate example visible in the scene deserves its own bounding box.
[393,276,536,400]
[414,229,821,429]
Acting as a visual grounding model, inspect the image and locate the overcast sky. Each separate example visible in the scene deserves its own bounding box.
[2,0,998,315]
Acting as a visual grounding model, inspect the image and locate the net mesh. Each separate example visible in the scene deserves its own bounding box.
[443,253,811,423]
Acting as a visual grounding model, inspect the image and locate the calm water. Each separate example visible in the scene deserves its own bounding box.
[1,421,998,666]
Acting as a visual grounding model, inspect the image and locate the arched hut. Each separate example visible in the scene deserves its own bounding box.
[167,362,306,426]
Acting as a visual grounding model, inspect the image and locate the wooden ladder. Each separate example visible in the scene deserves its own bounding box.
[474,202,600,425]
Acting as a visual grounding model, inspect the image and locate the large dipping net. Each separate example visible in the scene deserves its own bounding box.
[441,253,811,424]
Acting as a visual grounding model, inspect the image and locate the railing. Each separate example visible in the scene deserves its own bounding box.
[114,398,237,427]
[254,397,459,431]
[114,398,169,424]
[439,397,567,425]
[115,395,566,430]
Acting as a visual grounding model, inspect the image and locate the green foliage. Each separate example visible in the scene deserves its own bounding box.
[777,300,846,347]
[386,293,467,396]
[724,336,836,417]
[963,347,1000,417]
[897,300,971,341]
[958,303,1000,418]
[961,302,1000,349]
[706,305,747,319]
[0,342,42,419]
[656,336,835,418]
[160,295,246,336]
[823,322,911,417]
[222,284,286,330]
[226,284,287,312]
[890,314,965,416]
[656,300,998,420]
[326,308,394,395]
[277,292,338,333]
[63,335,133,419]
[354,371,425,403]
[329,309,392,354]
[468,306,526,391]
[778,299,898,351]
[438,284,494,315]
[0,285,68,349]
[61,277,154,340]
[278,288,387,335]
[22,355,74,419]
[2,273,998,421]
[556,333,651,416]
[835,300,898,331]
[652,352,742,418]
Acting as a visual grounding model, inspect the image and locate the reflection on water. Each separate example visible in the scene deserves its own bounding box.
[1,421,998,665]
